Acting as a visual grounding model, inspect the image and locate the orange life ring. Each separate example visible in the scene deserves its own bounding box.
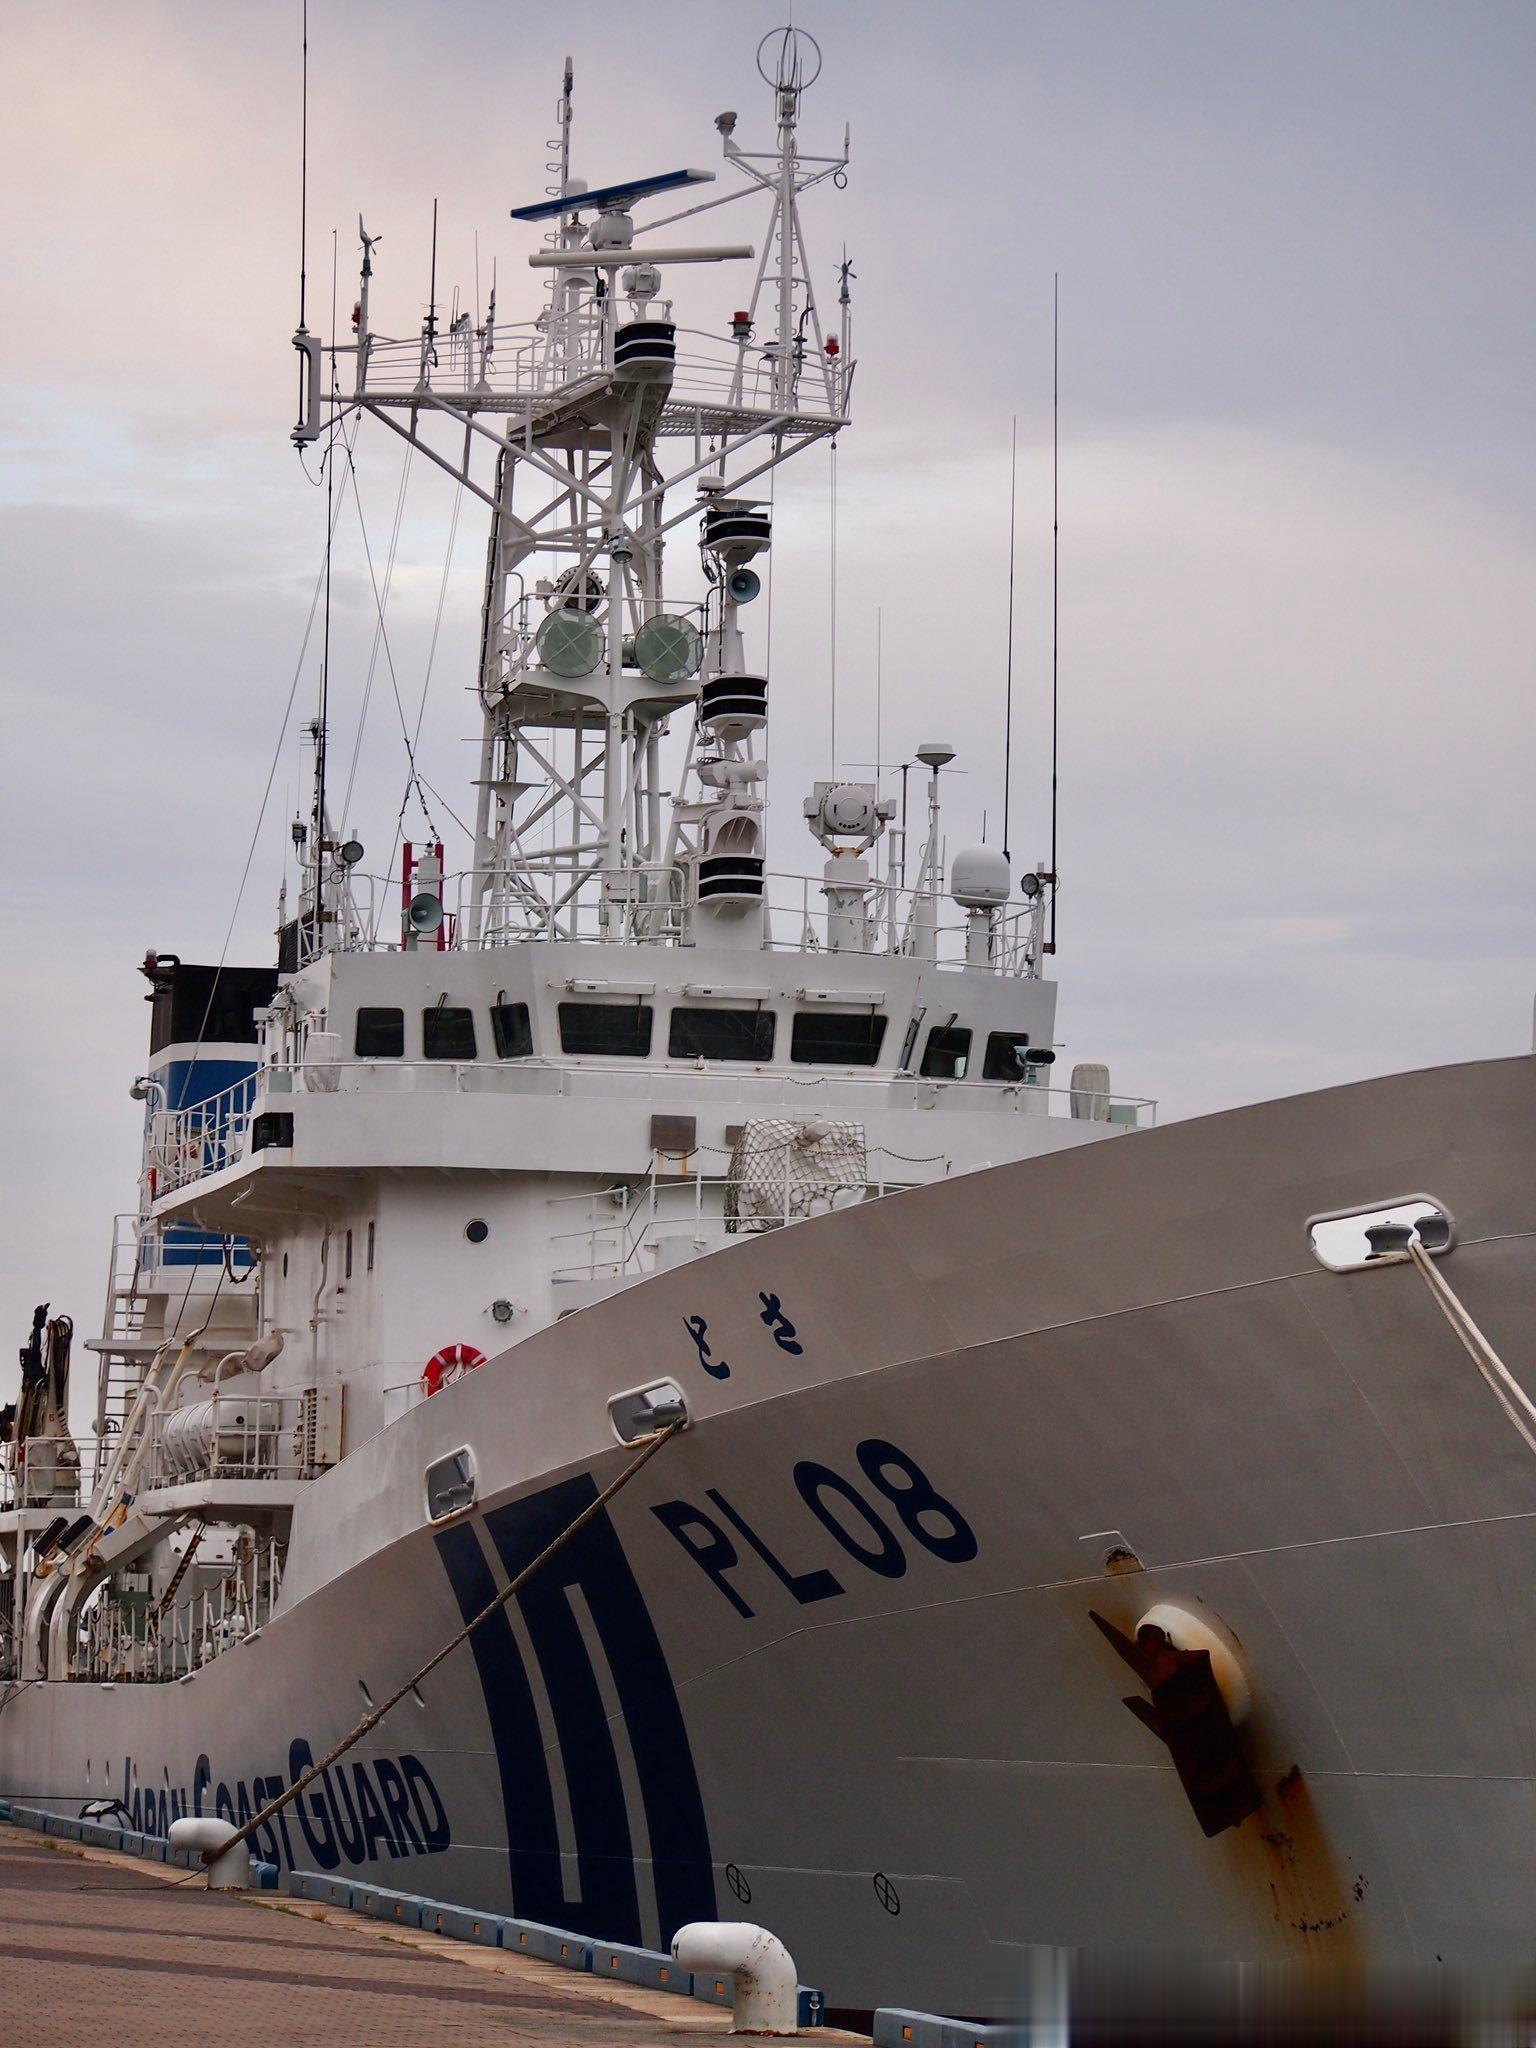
[422,1342,486,1397]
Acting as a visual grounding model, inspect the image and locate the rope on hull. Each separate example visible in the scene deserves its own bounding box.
[212,1416,686,1865]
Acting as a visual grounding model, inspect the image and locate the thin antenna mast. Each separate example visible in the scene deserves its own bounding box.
[559,55,574,195]
[427,199,439,361]
[1049,275,1060,955]
[829,441,838,770]
[297,0,309,332]
[875,606,883,782]
[1002,413,1017,864]
[311,416,334,959]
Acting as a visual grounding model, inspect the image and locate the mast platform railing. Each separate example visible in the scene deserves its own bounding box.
[351,319,849,425]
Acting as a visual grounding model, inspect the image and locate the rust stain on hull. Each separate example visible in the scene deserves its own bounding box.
[1223,1764,1367,1963]
[1080,1591,1368,1964]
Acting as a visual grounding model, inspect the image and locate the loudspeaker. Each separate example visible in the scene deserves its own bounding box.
[407,892,444,933]
[726,566,762,604]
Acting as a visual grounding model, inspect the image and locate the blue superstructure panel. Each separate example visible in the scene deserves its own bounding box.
[158,1228,255,1269]
[141,1048,261,1262]
[150,1054,258,1112]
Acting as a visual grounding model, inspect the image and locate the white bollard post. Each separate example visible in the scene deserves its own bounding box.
[168,1815,252,1891]
[671,1921,800,2035]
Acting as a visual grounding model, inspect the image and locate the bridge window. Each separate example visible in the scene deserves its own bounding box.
[920,1025,971,1080]
[790,1011,887,1067]
[355,1007,404,1058]
[558,1002,653,1057]
[669,1007,775,1062]
[983,1030,1032,1080]
[492,1000,533,1060]
[423,1006,477,1061]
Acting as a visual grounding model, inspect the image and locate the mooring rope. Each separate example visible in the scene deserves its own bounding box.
[214,1418,685,1865]
[1406,1239,1536,1458]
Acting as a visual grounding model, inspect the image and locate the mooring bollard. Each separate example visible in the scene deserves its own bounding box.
[167,1816,252,1891]
[672,1921,800,2034]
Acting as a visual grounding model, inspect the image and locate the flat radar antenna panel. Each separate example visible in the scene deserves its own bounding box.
[757,25,822,93]
[511,168,714,223]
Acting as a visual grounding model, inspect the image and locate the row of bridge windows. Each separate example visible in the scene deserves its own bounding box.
[352,1002,1037,1077]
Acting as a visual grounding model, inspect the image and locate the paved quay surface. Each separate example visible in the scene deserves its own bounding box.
[0,1825,860,2048]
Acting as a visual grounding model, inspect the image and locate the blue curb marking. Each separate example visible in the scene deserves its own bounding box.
[0,1813,828,2031]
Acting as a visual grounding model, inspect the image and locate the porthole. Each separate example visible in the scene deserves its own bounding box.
[465,1218,489,1244]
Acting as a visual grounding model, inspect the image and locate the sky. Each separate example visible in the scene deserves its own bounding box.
[1,0,1532,1400]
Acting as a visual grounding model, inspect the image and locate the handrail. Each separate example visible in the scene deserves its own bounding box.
[0,1435,91,1513]
[353,318,849,421]
[153,1073,259,1194]
[303,860,1044,973]
[151,1051,1154,1199]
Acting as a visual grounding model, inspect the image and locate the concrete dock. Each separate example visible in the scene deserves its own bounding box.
[0,1824,861,2048]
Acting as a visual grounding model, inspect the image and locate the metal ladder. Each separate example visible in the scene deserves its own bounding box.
[95,1213,161,1439]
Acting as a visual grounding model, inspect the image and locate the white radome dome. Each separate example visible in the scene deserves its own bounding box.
[950,844,1011,910]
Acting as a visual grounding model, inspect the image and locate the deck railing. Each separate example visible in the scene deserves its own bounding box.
[151,1073,260,1195]
[151,1051,1155,1200]
[71,1534,285,1683]
[148,1393,305,1490]
[545,1151,953,1285]
[315,863,1046,972]
[0,1436,94,1513]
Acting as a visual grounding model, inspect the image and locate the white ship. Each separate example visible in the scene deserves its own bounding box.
[4,32,1534,2029]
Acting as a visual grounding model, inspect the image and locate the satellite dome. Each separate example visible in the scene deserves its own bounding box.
[950,844,1011,910]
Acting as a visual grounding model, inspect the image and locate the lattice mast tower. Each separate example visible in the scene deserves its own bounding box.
[297,30,852,954]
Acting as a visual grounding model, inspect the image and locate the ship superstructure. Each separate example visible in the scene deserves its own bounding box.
[5,34,1526,2035]
[1,28,1140,1708]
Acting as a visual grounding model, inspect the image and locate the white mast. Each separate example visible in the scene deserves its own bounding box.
[293,30,851,958]
[282,31,1044,980]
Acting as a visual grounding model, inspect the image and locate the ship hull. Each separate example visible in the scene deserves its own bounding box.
[5,1055,1534,2019]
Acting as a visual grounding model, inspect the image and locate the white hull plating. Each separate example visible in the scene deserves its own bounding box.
[5,1056,1533,2018]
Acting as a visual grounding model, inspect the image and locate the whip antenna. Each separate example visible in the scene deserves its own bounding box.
[829,440,839,770]
[428,198,440,359]
[875,606,883,784]
[1002,413,1018,863]
[297,0,309,332]
[1049,274,1060,955]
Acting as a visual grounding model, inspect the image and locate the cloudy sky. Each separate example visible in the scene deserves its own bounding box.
[2,1,1531,1394]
